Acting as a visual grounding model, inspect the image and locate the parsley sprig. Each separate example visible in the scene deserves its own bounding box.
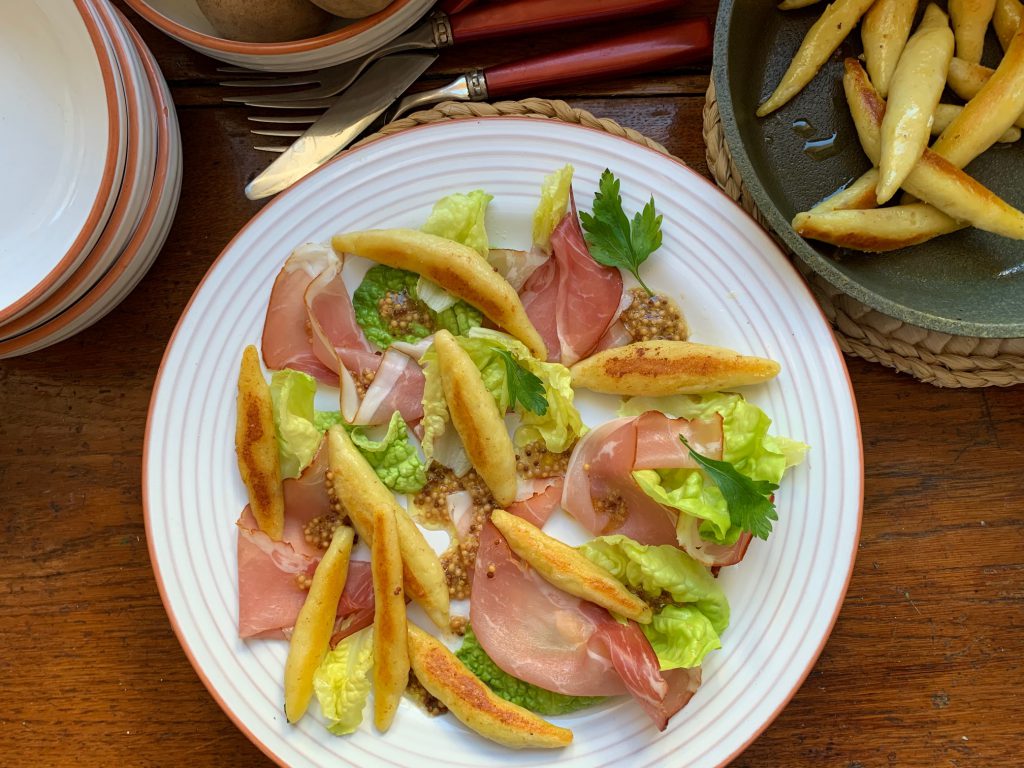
[495,349,548,416]
[681,436,779,540]
[579,169,663,295]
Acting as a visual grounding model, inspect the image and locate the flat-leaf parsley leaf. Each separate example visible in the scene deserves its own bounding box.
[681,436,779,540]
[495,349,548,416]
[578,169,662,295]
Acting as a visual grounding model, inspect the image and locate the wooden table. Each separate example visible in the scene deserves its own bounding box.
[2,2,1021,765]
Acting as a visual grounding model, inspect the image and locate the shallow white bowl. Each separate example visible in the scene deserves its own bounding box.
[0,0,126,323]
[124,0,434,72]
[144,119,863,767]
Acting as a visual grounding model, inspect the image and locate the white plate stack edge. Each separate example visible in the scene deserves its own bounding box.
[0,0,182,358]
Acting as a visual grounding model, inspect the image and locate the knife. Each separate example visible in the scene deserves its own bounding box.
[230,0,685,108]
[245,53,436,200]
[245,19,711,201]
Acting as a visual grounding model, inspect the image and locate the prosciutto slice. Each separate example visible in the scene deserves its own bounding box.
[261,244,339,384]
[677,516,753,568]
[281,443,332,558]
[471,522,693,729]
[562,418,678,545]
[508,477,564,528]
[550,199,624,366]
[562,413,725,546]
[488,247,549,292]
[304,258,378,379]
[351,347,425,426]
[236,508,374,639]
[519,257,560,362]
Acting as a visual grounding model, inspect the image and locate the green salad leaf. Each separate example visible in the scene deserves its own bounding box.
[313,626,374,735]
[494,348,548,416]
[421,189,493,258]
[578,169,662,295]
[270,369,322,479]
[349,411,427,494]
[579,535,729,670]
[352,265,482,350]
[632,468,740,546]
[456,627,603,715]
[532,165,574,250]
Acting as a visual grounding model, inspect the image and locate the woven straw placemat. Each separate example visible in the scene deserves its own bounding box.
[355,96,1023,387]
[702,81,1024,388]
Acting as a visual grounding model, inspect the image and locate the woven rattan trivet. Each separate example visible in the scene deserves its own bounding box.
[702,81,1024,388]
[354,96,1023,387]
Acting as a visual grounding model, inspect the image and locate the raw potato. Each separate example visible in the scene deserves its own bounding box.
[309,0,393,17]
[284,525,355,723]
[876,4,954,204]
[933,25,1024,168]
[994,0,1024,50]
[949,0,997,63]
[490,509,652,624]
[235,345,284,540]
[757,0,876,116]
[810,168,882,213]
[332,230,546,359]
[406,624,573,749]
[569,340,780,396]
[933,105,1021,143]
[845,58,1024,239]
[326,426,450,629]
[433,330,518,507]
[371,502,408,732]
[862,0,919,98]
[195,0,330,43]
[947,59,1024,128]
[793,206,966,251]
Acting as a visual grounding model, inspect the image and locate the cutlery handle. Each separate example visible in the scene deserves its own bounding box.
[482,18,712,100]
[438,0,477,14]
[450,0,684,43]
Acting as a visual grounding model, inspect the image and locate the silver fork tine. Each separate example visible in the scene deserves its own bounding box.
[220,73,321,89]
[223,83,338,104]
[235,97,337,110]
[254,145,288,153]
[216,65,255,74]
[250,129,305,138]
[247,114,320,124]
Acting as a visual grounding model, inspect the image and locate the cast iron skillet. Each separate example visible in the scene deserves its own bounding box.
[712,0,1024,337]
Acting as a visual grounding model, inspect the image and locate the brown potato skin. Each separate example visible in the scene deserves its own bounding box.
[406,624,572,749]
[434,331,518,506]
[332,229,546,359]
[235,345,284,540]
[570,340,780,396]
[309,0,392,17]
[491,509,652,623]
[326,426,450,629]
[195,0,330,42]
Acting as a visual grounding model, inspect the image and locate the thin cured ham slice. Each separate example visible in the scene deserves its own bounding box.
[519,257,560,362]
[562,418,678,545]
[470,523,690,729]
[562,412,725,546]
[237,506,374,638]
[488,246,549,292]
[550,199,624,366]
[632,411,723,470]
[676,516,753,568]
[281,443,331,558]
[508,477,564,528]
[351,347,425,426]
[304,257,378,379]
[261,244,339,384]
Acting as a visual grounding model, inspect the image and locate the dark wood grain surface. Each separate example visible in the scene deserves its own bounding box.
[1,2,1022,766]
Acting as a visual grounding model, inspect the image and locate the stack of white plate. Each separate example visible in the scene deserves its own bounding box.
[0,0,182,358]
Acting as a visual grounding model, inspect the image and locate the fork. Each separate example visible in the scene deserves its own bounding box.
[221,0,683,109]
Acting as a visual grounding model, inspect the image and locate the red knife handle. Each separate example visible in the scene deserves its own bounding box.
[450,0,684,44]
[437,0,477,14]
[482,18,712,100]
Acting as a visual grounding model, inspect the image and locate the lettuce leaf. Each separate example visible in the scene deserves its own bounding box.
[352,265,482,350]
[620,393,807,542]
[532,165,574,251]
[421,189,493,258]
[418,343,447,461]
[313,626,374,735]
[579,535,729,669]
[456,627,603,715]
[349,411,427,494]
[270,369,324,479]
[464,328,585,453]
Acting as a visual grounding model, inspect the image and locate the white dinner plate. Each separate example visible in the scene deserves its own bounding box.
[145,119,863,768]
[0,0,123,323]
